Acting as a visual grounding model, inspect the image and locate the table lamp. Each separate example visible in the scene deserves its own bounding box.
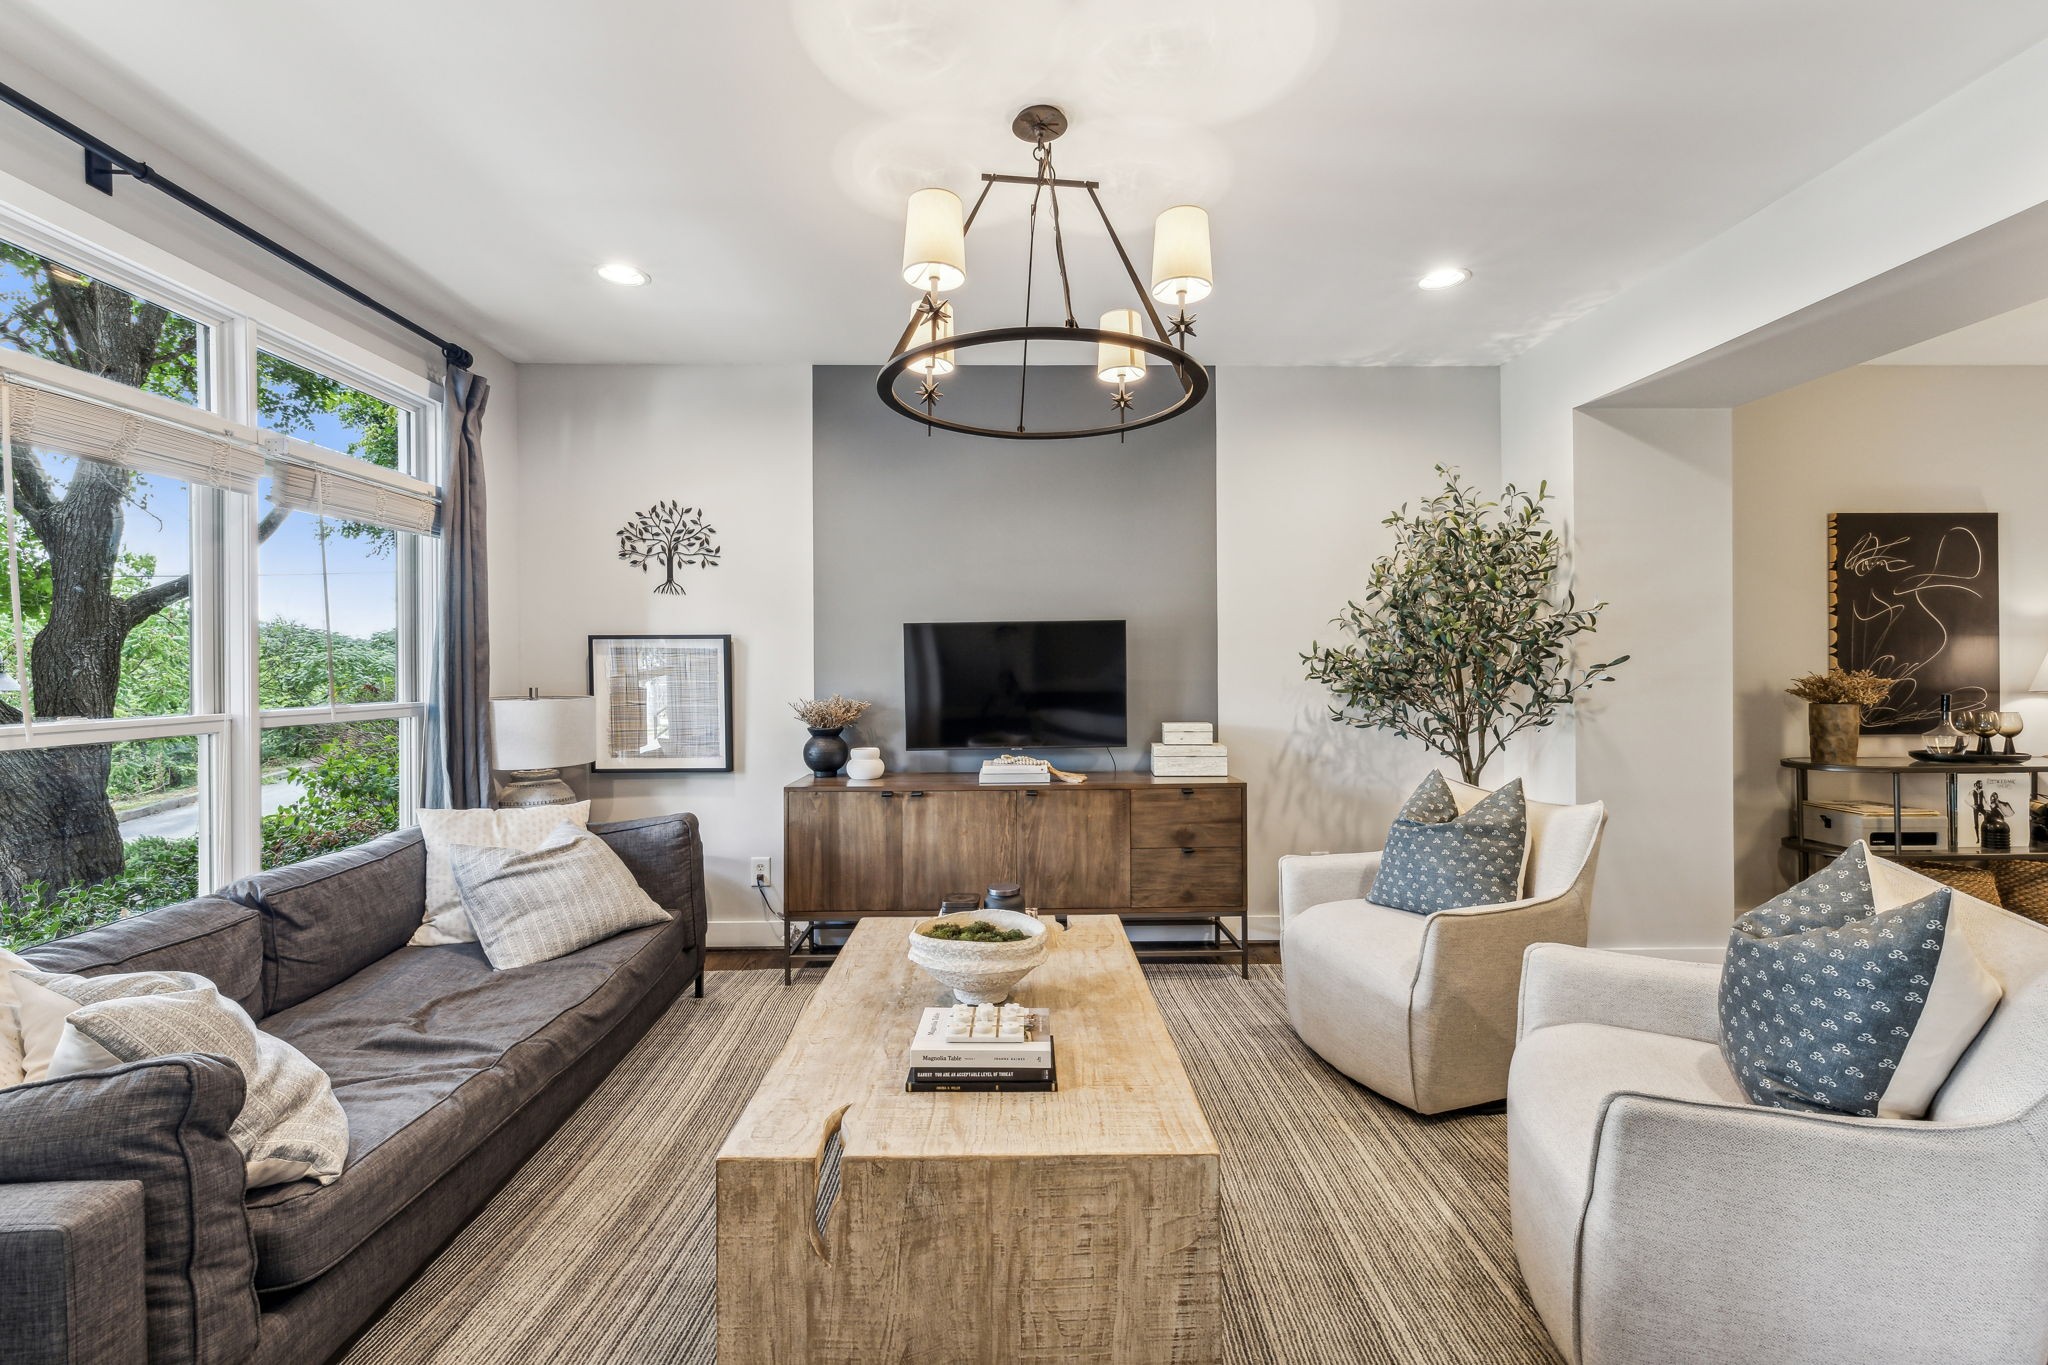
[492,690,597,808]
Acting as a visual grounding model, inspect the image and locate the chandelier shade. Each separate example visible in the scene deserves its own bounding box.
[901,187,967,292]
[1149,205,1214,305]
[876,105,1212,441]
[1096,308,1146,385]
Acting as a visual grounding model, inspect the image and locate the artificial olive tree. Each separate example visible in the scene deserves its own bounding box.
[1302,468,1626,785]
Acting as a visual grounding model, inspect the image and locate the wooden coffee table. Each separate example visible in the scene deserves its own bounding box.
[716,914,1221,1364]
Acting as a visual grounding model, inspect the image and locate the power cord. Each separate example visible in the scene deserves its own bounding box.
[754,873,783,923]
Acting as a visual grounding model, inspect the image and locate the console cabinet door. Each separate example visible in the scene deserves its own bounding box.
[900,790,1019,909]
[1018,788,1129,909]
[786,791,902,912]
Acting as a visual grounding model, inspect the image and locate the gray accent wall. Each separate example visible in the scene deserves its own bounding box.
[813,364,1218,772]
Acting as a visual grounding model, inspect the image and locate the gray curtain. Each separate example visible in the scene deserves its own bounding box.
[424,365,493,809]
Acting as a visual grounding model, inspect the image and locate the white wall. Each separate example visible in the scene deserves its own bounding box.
[1215,367,1502,936]
[512,366,812,947]
[1732,366,2048,907]
[1495,39,2048,951]
[1571,409,1736,950]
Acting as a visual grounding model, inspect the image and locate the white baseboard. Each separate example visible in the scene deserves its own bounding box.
[706,919,785,949]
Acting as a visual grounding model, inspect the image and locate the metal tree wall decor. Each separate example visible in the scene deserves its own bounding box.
[616,500,721,596]
[1302,468,1628,785]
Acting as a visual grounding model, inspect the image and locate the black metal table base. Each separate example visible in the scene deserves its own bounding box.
[783,912,1252,984]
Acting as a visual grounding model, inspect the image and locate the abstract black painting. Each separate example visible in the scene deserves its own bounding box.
[1828,512,1998,734]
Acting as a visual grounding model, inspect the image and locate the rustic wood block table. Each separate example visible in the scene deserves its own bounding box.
[715,915,1222,1364]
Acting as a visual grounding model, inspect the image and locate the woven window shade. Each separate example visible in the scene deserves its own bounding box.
[1,375,266,493]
[268,449,439,535]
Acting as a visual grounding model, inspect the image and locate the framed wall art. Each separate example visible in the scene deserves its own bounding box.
[588,634,735,772]
[1827,512,1999,734]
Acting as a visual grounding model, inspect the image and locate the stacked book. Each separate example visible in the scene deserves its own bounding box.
[979,755,1052,785]
[1152,721,1227,777]
[907,1004,1056,1092]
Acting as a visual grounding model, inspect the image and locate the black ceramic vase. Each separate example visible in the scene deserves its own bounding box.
[803,727,850,778]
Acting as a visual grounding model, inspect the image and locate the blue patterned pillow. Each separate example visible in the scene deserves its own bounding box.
[1366,772,1528,914]
[1718,842,2001,1119]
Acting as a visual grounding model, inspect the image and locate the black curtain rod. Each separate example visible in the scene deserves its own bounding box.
[0,79,475,370]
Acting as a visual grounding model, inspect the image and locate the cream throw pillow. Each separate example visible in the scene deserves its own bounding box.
[448,822,669,969]
[11,967,208,1084]
[47,981,349,1188]
[412,802,591,945]
[0,948,33,1087]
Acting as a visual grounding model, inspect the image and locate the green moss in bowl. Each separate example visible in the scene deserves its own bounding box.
[918,919,1028,943]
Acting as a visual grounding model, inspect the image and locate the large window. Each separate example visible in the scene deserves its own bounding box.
[0,224,440,949]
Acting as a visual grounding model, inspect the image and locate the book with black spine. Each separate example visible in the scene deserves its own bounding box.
[906,1076,1058,1093]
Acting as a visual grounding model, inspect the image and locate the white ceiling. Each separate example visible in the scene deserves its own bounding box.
[5,1,2047,368]
[1871,295,2048,363]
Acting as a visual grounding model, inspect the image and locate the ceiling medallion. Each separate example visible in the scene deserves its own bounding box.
[877,105,1214,441]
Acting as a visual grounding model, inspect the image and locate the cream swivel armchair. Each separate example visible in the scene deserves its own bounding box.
[1509,897,2048,1365]
[1279,781,1606,1113]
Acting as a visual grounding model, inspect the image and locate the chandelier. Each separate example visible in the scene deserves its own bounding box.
[876,105,1214,441]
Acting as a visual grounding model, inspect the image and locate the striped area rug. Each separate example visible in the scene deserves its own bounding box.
[344,966,1560,1364]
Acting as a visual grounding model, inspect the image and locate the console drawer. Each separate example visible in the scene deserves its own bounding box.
[1130,785,1243,848]
[1130,847,1245,908]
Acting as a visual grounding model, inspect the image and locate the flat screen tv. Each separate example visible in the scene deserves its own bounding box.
[903,620,1127,751]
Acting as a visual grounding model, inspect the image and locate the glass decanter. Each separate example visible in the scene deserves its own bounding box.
[1920,693,1964,755]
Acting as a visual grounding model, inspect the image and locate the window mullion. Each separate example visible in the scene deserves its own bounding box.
[217,315,263,886]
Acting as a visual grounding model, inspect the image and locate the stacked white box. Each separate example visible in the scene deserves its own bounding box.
[1152,723,1225,776]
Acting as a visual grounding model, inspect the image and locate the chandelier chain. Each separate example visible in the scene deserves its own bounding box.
[1015,168,1046,433]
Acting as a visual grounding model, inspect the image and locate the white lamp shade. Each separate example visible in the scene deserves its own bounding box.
[1096,308,1146,385]
[1149,205,1213,305]
[907,303,955,376]
[492,695,596,771]
[901,188,967,292]
[2032,648,2048,693]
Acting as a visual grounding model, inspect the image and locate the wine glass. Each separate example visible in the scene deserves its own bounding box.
[1969,710,2000,756]
[1997,711,2025,755]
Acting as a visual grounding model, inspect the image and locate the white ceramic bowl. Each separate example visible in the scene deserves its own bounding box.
[906,909,1055,1004]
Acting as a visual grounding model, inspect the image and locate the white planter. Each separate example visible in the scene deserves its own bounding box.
[906,910,1056,1004]
[846,747,885,780]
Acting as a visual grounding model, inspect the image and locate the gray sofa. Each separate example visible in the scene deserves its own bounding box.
[0,813,707,1365]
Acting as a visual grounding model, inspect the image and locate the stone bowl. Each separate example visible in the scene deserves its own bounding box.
[906,909,1057,1005]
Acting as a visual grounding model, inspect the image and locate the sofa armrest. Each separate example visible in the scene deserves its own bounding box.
[0,1056,259,1365]
[1278,851,1381,925]
[0,1180,148,1365]
[1403,886,1593,1112]
[1573,1093,2048,1364]
[1517,942,1722,1045]
[594,812,708,952]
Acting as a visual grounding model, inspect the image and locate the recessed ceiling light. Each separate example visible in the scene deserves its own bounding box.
[596,262,651,287]
[1417,267,1472,291]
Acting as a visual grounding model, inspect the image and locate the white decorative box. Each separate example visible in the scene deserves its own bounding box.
[1161,722,1214,743]
[1153,755,1228,777]
[1801,800,1944,852]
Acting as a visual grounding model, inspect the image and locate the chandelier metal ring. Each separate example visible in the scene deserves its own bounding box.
[876,326,1211,441]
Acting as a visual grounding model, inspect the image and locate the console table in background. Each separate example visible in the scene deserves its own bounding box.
[1781,755,2048,880]
[782,772,1250,980]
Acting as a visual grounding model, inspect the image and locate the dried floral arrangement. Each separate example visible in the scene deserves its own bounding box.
[790,695,872,730]
[1785,669,1895,705]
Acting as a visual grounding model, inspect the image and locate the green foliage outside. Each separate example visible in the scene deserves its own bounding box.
[1302,467,1629,786]
[2,721,399,951]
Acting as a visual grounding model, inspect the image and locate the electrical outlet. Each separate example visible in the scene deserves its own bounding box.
[751,856,773,887]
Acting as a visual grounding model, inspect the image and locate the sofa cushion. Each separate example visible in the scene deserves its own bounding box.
[1368,772,1529,914]
[591,814,704,949]
[413,804,591,946]
[223,829,427,1015]
[1506,1021,1749,1346]
[243,916,680,1290]
[20,897,263,1018]
[1281,898,1429,1106]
